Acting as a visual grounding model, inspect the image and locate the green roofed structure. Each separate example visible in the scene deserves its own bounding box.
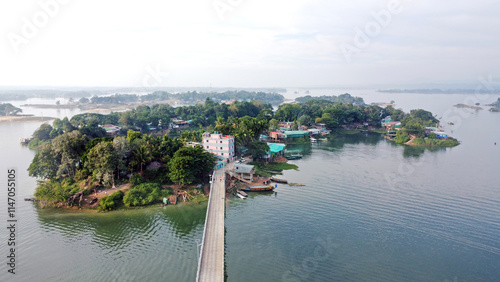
[256,143,285,161]
[268,143,285,154]
[283,131,309,141]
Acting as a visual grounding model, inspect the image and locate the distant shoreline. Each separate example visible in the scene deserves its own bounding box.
[0,115,54,123]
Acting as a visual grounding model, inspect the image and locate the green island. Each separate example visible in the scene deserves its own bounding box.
[26,94,459,211]
[381,106,460,147]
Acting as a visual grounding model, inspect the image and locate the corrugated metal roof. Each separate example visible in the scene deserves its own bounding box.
[284,131,309,137]
[233,164,254,174]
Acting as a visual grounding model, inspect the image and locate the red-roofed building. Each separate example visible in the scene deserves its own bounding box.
[101,124,121,136]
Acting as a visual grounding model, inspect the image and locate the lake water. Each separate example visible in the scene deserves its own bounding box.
[0,90,499,281]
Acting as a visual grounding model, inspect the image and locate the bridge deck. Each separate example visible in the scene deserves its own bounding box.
[197,168,225,282]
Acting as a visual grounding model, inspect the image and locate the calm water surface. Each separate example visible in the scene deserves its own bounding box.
[0,91,499,281]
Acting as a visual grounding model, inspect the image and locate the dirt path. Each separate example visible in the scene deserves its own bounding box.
[83,183,131,208]
[404,134,417,145]
[93,183,131,199]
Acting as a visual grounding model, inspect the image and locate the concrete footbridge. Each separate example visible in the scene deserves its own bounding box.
[196,165,228,282]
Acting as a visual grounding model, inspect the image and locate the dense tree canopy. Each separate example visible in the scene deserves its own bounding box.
[168,146,216,186]
[28,144,58,179]
[275,100,385,130]
[33,123,53,141]
[86,142,117,187]
[88,90,284,105]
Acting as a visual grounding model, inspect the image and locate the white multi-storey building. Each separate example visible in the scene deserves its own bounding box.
[202,132,235,162]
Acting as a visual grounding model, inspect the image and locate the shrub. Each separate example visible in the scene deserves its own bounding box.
[34,180,79,205]
[413,138,424,145]
[131,173,144,187]
[99,190,124,211]
[394,131,410,144]
[123,182,161,207]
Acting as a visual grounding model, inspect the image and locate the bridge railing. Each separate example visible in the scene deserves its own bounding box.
[195,169,216,282]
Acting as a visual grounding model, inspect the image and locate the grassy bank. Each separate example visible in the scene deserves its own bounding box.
[249,161,299,177]
[411,137,460,147]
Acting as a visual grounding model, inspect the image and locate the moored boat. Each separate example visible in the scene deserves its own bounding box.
[270,177,288,184]
[285,154,302,160]
[236,193,247,199]
[237,190,248,197]
[240,185,275,192]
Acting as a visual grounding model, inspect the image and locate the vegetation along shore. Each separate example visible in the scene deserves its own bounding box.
[25,93,460,211]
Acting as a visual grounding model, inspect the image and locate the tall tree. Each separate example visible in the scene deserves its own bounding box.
[51,131,86,177]
[28,144,59,179]
[247,140,270,157]
[129,139,152,173]
[112,136,131,180]
[86,142,118,187]
[33,123,53,141]
[168,146,215,186]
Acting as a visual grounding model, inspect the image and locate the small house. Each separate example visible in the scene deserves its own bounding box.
[425,127,437,134]
[433,132,449,139]
[256,143,285,161]
[233,164,255,182]
[101,124,121,136]
[269,131,285,142]
[278,121,294,129]
[383,121,401,130]
[308,128,320,135]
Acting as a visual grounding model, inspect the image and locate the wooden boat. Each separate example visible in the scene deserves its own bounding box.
[236,193,247,199]
[285,154,302,160]
[240,185,275,192]
[89,198,98,205]
[270,177,288,184]
[237,190,248,197]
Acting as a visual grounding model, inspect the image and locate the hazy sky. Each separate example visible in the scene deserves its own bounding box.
[1,0,499,88]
